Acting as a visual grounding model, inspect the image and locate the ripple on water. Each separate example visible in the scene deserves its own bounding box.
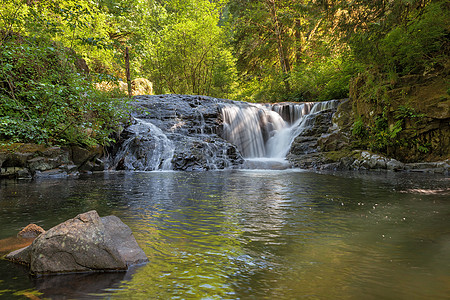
[0,171,449,299]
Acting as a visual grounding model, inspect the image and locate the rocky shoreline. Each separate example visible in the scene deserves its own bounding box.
[0,143,105,179]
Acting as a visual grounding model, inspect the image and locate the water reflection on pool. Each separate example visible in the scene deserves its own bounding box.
[0,170,449,299]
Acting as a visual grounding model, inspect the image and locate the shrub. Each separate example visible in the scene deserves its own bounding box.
[0,34,128,146]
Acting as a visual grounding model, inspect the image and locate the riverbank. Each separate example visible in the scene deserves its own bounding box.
[0,143,104,179]
[286,99,449,174]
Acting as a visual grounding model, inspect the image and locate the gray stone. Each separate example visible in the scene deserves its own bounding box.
[386,159,404,171]
[71,145,103,166]
[35,169,68,178]
[17,168,32,179]
[2,152,34,167]
[6,245,32,265]
[59,164,78,173]
[6,211,148,275]
[28,157,54,171]
[0,153,6,168]
[101,216,148,266]
[0,167,24,177]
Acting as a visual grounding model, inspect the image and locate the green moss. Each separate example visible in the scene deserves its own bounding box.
[324,150,353,162]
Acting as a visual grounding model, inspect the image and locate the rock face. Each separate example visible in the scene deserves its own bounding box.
[350,71,450,162]
[287,105,344,169]
[5,211,148,275]
[286,99,450,173]
[108,95,244,171]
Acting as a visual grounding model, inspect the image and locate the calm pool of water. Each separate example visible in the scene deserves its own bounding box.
[0,170,449,299]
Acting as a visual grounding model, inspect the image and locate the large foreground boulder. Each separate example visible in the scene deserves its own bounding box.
[5,211,148,275]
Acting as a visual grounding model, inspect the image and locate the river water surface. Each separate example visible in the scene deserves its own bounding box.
[0,170,449,299]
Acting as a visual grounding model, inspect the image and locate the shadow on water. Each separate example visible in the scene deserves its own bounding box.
[0,170,449,299]
[34,272,126,300]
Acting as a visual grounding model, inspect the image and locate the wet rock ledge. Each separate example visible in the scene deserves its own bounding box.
[0,143,104,179]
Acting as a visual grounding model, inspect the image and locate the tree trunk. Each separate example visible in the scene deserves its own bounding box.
[267,0,291,92]
[125,47,132,98]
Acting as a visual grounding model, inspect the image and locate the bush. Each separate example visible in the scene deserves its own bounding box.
[379,2,449,75]
[289,55,362,102]
[0,34,128,146]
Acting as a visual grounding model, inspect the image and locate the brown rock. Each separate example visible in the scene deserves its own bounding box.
[0,237,33,257]
[70,145,103,166]
[18,224,45,239]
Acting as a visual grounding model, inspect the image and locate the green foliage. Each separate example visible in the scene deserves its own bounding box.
[0,35,128,146]
[352,104,430,155]
[146,13,237,97]
[289,55,362,101]
[378,2,449,75]
[351,116,367,138]
[351,110,403,153]
[370,116,403,153]
[0,0,447,126]
[228,0,321,101]
[395,105,425,121]
[333,0,449,76]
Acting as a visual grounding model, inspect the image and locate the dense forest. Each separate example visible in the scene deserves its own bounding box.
[0,0,449,149]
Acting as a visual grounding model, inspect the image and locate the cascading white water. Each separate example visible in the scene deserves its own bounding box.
[110,96,339,171]
[113,118,174,171]
[265,102,316,158]
[221,103,286,158]
[271,102,314,124]
[221,100,339,161]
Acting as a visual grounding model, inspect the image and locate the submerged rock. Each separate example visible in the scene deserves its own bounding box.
[5,211,148,275]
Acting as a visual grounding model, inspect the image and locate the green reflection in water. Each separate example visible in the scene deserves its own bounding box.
[0,171,449,299]
[106,171,450,299]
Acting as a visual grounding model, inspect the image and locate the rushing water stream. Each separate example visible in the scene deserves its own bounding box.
[1,170,449,299]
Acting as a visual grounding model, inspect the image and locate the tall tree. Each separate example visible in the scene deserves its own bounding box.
[142,0,237,96]
[227,0,326,98]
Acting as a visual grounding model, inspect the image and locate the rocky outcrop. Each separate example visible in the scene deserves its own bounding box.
[287,103,348,169]
[108,95,244,171]
[287,98,450,173]
[289,110,336,157]
[0,144,104,179]
[350,70,450,162]
[5,211,148,275]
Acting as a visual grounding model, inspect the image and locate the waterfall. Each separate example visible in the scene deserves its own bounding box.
[221,103,286,158]
[112,118,174,171]
[107,95,340,172]
[271,102,314,124]
[221,100,339,160]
